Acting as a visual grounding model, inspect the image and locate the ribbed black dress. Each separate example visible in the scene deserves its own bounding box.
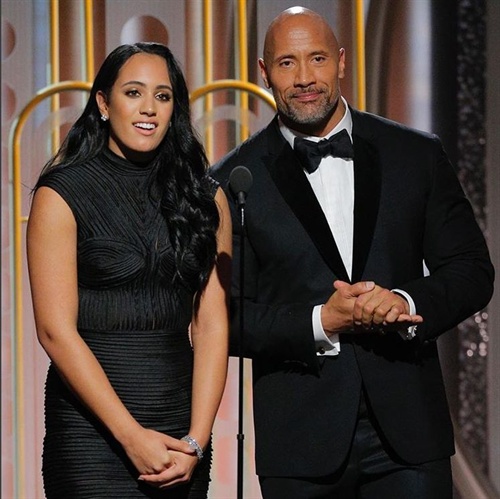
[38,148,212,498]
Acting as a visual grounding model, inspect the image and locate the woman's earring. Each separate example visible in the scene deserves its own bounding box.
[100,114,108,122]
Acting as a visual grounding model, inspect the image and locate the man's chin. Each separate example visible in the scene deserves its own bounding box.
[280,103,337,133]
[288,105,330,124]
[286,114,330,133]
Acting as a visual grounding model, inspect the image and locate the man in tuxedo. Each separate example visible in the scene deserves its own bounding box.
[211,6,494,498]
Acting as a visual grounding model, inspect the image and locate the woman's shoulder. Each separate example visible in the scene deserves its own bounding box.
[37,157,100,187]
[35,157,105,212]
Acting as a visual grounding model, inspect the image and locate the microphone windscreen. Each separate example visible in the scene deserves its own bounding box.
[229,166,253,196]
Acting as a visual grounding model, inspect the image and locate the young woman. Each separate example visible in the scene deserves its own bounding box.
[27,42,231,498]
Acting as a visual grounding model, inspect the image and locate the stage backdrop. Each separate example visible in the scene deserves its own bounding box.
[2,1,499,498]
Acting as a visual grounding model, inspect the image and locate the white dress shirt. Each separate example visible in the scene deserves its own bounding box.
[279,98,415,356]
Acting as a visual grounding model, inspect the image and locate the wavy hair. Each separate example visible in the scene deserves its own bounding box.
[39,42,219,291]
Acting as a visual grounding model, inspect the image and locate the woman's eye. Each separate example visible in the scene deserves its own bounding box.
[156,93,172,101]
[125,89,140,97]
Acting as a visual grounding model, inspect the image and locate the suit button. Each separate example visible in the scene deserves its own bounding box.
[318,347,326,355]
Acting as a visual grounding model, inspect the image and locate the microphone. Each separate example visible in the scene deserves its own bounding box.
[229,166,253,207]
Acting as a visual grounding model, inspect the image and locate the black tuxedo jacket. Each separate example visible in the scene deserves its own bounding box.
[211,108,494,477]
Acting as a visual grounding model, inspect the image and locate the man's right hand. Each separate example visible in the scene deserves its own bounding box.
[321,280,375,335]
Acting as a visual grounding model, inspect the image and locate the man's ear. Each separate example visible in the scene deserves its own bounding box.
[338,48,346,80]
[258,58,270,89]
[96,90,109,116]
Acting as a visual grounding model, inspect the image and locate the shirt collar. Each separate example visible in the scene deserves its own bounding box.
[279,96,352,148]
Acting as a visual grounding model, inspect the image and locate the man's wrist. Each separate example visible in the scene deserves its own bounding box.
[313,305,340,355]
[392,288,417,340]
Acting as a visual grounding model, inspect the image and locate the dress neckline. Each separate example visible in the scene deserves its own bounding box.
[100,147,157,176]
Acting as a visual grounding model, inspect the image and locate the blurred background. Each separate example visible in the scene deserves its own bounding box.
[2,1,499,498]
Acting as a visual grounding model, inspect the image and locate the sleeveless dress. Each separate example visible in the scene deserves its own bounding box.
[38,148,214,499]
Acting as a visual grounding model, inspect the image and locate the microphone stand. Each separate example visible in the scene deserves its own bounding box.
[229,166,252,499]
[236,195,246,499]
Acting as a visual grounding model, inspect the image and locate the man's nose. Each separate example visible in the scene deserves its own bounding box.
[295,63,315,87]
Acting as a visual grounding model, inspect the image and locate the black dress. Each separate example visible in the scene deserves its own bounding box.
[38,148,212,498]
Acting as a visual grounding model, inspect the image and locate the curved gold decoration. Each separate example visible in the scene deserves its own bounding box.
[203,0,213,158]
[10,80,92,499]
[190,79,276,110]
[237,0,249,140]
[50,0,60,154]
[84,0,95,81]
[355,0,366,111]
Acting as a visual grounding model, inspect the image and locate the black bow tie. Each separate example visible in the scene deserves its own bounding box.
[294,129,354,173]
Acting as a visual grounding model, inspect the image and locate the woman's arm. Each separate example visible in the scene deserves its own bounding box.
[188,187,231,448]
[27,186,191,476]
[140,186,232,488]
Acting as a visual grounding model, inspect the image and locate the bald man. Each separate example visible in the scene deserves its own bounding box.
[212,7,493,498]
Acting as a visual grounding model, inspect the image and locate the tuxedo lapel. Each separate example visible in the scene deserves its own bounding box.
[351,132,381,283]
[265,124,350,281]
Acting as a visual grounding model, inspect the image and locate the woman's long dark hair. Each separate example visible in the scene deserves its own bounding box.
[39,42,219,292]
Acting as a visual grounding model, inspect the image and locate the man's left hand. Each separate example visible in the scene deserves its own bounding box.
[352,285,423,331]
